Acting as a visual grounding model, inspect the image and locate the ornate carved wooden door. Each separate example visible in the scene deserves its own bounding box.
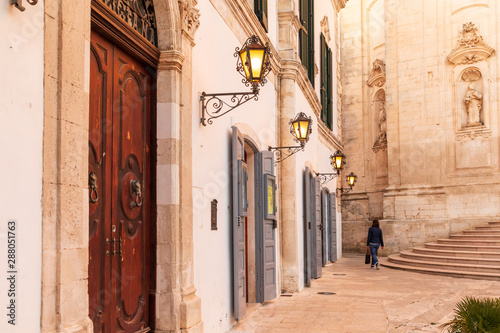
[89,30,152,333]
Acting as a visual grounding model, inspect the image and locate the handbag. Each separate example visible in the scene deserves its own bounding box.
[365,249,370,265]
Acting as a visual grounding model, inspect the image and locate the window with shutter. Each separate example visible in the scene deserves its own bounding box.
[255,0,268,32]
[320,33,333,129]
[299,0,315,87]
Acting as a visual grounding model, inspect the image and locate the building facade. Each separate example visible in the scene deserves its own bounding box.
[1,0,348,332]
[340,0,500,254]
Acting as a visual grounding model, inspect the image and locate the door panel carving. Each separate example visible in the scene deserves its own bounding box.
[89,30,152,333]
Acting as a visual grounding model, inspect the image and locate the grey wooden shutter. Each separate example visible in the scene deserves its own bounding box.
[312,176,322,278]
[329,192,338,262]
[304,167,312,287]
[321,189,328,266]
[231,126,246,321]
[256,151,276,303]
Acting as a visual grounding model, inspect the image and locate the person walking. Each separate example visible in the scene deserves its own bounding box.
[367,219,384,269]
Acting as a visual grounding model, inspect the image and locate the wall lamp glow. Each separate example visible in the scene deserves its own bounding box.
[316,150,347,184]
[268,112,312,163]
[10,0,37,11]
[200,35,272,126]
[336,172,357,196]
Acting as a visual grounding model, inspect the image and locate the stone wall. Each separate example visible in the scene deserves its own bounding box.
[340,0,500,254]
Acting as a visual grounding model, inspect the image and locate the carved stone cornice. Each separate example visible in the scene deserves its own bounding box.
[158,50,185,72]
[318,120,343,151]
[178,0,200,44]
[456,125,491,141]
[296,62,322,117]
[331,0,349,12]
[367,59,386,87]
[321,16,331,43]
[447,22,495,65]
[221,0,283,77]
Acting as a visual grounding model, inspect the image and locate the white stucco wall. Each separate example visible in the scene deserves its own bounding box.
[192,1,279,332]
[0,2,43,332]
[191,0,342,330]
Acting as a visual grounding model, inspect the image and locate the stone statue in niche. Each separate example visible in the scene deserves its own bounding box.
[464,83,483,126]
[377,103,387,142]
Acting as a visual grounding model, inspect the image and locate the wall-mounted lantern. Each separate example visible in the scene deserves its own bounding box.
[316,149,347,184]
[337,172,357,196]
[268,112,312,163]
[331,150,346,173]
[10,0,37,11]
[200,35,272,126]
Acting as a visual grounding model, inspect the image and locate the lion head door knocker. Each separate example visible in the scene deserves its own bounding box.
[129,179,143,210]
[89,172,99,203]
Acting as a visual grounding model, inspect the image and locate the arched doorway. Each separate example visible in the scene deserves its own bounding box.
[88,1,159,332]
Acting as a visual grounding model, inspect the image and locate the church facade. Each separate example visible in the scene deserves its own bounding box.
[340,0,500,253]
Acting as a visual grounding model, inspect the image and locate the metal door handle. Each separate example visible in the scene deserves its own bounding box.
[129,179,142,210]
[89,172,99,203]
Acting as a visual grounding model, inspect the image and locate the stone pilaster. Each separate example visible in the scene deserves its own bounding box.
[41,0,93,332]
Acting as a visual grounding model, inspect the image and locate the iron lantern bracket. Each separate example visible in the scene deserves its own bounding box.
[200,91,259,126]
[315,171,340,184]
[268,145,305,163]
[10,0,37,11]
[336,187,353,196]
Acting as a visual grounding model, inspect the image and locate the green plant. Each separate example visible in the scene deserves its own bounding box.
[440,296,500,333]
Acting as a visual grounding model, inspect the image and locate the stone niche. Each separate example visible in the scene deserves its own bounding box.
[448,23,495,171]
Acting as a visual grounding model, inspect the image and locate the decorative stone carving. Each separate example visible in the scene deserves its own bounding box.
[321,16,331,43]
[464,83,483,126]
[456,125,491,141]
[99,0,157,46]
[447,23,495,65]
[367,59,386,87]
[461,68,482,82]
[372,89,387,152]
[179,0,200,40]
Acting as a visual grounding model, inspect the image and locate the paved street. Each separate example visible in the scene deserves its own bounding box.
[230,254,500,333]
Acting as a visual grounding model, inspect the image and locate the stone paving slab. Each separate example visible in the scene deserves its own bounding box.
[229,253,500,333]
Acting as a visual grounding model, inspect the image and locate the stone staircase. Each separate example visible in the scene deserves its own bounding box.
[381,221,500,280]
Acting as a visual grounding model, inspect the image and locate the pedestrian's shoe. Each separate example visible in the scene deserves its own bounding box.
[376,262,379,270]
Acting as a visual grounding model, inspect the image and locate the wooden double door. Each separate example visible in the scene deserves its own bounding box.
[88,30,154,333]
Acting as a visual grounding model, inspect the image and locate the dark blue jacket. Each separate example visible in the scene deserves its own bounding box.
[367,227,384,247]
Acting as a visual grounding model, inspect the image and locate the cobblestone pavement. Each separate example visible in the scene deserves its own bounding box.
[229,253,500,333]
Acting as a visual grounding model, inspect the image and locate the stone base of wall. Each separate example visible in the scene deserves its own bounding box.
[343,216,500,255]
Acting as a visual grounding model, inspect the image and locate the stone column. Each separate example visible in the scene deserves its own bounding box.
[155,1,202,332]
[41,0,93,332]
[277,0,302,293]
[279,61,302,292]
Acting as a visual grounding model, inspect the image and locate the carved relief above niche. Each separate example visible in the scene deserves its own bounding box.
[447,23,495,65]
[367,59,386,87]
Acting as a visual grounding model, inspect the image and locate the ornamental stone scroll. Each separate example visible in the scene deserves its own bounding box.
[447,23,495,65]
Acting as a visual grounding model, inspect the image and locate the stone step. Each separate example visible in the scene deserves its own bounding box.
[400,250,500,266]
[488,221,500,226]
[387,254,500,274]
[413,247,500,259]
[437,238,500,246]
[475,226,500,231]
[380,258,500,281]
[464,229,500,234]
[424,242,500,252]
[450,234,500,240]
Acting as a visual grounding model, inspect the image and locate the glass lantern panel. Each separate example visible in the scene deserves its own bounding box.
[249,49,265,81]
[239,49,251,81]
